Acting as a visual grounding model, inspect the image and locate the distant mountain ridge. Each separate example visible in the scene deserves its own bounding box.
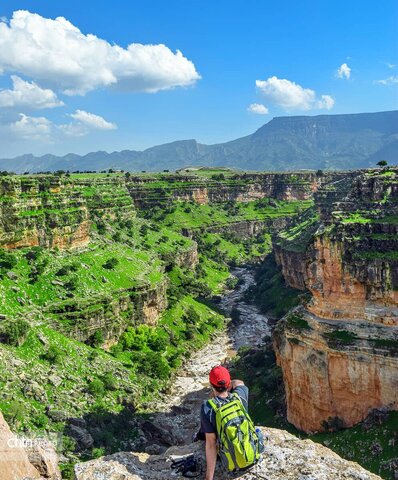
[1,110,397,173]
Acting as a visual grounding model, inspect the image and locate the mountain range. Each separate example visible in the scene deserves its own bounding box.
[1,110,397,173]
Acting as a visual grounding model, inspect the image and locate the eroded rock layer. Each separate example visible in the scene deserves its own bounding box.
[273,168,398,432]
[0,176,134,250]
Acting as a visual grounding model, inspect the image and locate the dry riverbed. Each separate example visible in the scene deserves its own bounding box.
[139,266,271,450]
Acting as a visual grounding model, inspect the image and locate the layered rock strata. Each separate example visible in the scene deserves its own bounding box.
[273,168,398,432]
[0,175,135,250]
[127,171,348,208]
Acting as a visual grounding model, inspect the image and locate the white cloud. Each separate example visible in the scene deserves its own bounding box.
[69,109,117,130]
[255,76,334,111]
[318,95,335,110]
[0,75,64,109]
[3,109,117,142]
[376,76,398,86]
[0,10,200,95]
[8,113,53,141]
[247,103,269,115]
[387,63,396,69]
[337,63,351,79]
[0,16,7,23]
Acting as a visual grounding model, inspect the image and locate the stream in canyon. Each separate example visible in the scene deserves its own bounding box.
[143,265,271,448]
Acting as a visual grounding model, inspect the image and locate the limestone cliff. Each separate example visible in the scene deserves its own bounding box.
[74,427,382,480]
[273,168,398,432]
[126,171,347,208]
[0,175,135,250]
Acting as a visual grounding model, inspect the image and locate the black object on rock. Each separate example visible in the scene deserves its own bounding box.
[171,454,202,478]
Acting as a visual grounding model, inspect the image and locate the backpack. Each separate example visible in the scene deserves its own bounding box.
[207,392,261,472]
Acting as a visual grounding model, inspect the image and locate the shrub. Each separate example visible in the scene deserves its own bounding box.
[44,345,64,364]
[147,331,168,352]
[92,447,106,458]
[183,306,201,325]
[63,277,78,291]
[102,373,117,391]
[96,222,106,234]
[89,330,104,348]
[1,319,30,346]
[4,401,26,425]
[88,379,105,396]
[24,248,42,263]
[103,257,119,270]
[0,250,17,276]
[33,412,49,428]
[145,351,170,379]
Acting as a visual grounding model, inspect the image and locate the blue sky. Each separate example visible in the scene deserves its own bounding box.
[0,0,397,157]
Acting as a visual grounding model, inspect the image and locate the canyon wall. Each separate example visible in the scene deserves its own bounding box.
[0,175,135,250]
[273,168,398,432]
[126,171,347,208]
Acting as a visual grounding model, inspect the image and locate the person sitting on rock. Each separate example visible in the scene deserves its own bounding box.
[195,365,262,480]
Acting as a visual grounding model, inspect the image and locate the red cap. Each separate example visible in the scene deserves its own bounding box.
[209,366,231,388]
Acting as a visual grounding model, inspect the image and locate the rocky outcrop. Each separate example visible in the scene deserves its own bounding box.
[273,168,398,432]
[126,172,346,208]
[74,427,382,480]
[274,307,398,432]
[0,411,61,480]
[0,175,135,250]
[49,278,169,342]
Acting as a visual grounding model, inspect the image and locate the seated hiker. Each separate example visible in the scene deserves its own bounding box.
[198,365,263,480]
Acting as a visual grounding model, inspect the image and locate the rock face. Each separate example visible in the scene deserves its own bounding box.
[49,276,169,343]
[74,427,382,480]
[0,413,61,480]
[0,175,135,250]
[127,172,345,209]
[274,307,398,432]
[273,168,398,432]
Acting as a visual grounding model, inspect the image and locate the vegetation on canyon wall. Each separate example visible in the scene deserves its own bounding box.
[0,169,312,476]
[0,167,397,479]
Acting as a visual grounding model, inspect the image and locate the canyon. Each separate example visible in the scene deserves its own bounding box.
[0,166,396,479]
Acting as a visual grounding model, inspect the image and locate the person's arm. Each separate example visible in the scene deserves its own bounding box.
[205,432,217,480]
[231,379,244,389]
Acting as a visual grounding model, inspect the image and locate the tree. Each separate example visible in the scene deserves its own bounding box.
[377,160,388,167]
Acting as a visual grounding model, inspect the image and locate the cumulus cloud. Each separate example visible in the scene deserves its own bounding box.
[255,76,334,111]
[337,63,351,79]
[247,103,269,115]
[0,10,200,95]
[8,113,53,141]
[387,63,396,69]
[69,110,117,130]
[0,75,64,109]
[3,109,117,142]
[376,76,398,86]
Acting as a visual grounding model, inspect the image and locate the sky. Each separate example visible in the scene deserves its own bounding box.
[0,0,397,158]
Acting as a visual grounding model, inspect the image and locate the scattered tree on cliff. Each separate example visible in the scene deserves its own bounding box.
[377,160,388,167]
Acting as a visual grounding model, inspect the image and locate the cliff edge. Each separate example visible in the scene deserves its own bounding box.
[74,427,382,480]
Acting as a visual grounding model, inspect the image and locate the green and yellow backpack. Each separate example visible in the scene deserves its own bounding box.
[208,392,262,471]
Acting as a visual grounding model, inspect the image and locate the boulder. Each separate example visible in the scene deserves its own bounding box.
[68,425,94,450]
[26,438,61,480]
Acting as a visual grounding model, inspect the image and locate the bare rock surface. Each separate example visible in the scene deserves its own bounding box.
[0,411,41,480]
[74,427,382,480]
